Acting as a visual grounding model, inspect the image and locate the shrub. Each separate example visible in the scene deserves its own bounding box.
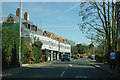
[2,27,25,69]
[2,27,19,69]
[95,55,104,62]
[32,40,43,63]
[115,51,120,66]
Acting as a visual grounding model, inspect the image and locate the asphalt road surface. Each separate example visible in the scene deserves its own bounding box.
[2,57,119,80]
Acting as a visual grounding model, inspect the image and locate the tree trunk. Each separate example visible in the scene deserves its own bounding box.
[104,1,111,63]
[116,2,120,51]
[112,1,116,51]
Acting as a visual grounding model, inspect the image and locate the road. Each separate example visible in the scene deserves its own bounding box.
[2,57,119,80]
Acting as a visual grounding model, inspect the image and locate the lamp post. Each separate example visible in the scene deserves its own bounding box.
[102,35,106,64]
[91,34,95,60]
[19,0,22,67]
[58,40,60,60]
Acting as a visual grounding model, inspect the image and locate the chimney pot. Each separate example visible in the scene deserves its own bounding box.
[24,12,29,21]
[16,8,20,17]
[17,8,20,10]
[25,12,28,14]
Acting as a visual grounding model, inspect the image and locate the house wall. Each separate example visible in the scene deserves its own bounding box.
[30,33,71,53]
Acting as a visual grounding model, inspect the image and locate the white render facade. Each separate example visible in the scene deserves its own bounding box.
[22,31,71,61]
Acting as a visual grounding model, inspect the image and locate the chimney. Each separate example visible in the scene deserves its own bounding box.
[24,12,29,21]
[16,8,20,17]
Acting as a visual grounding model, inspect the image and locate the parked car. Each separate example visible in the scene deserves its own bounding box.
[73,56,78,59]
[61,54,70,61]
[80,55,84,58]
[88,56,91,58]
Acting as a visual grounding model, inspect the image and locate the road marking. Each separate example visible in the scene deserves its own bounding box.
[65,67,68,70]
[68,64,72,66]
[75,76,87,78]
[60,71,65,77]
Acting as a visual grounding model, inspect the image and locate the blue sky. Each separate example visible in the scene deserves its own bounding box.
[2,2,91,45]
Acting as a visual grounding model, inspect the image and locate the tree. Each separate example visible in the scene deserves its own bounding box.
[66,39,76,55]
[32,40,43,63]
[2,27,20,69]
[79,1,118,63]
[66,39,75,46]
[76,44,89,55]
[24,43,33,64]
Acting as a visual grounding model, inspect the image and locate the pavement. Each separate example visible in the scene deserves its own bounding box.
[89,59,120,77]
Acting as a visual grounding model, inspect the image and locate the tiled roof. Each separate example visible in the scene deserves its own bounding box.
[5,14,34,25]
[6,14,27,23]
[26,21,34,25]
[38,29,43,35]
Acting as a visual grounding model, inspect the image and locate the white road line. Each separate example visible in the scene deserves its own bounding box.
[65,67,68,70]
[60,71,65,77]
[60,66,68,77]
[69,64,72,66]
[75,76,87,78]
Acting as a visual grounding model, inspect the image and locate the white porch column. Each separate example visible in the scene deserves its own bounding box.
[57,52,59,60]
[48,53,50,61]
[51,51,53,61]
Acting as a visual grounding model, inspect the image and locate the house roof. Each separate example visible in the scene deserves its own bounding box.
[38,29,44,35]
[5,14,34,25]
[24,21,34,25]
[5,14,27,23]
[3,14,67,44]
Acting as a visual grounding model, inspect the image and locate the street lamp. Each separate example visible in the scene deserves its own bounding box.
[19,0,22,67]
[91,34,95,60]
[103,35,106,64]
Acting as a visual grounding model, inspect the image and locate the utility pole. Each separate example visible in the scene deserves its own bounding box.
[91,34,94,60]
[58,40,60,60]
[103,35,106,64]
[19,0,22,67]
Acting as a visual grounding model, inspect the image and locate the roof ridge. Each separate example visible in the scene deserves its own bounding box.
[8,14,27,23]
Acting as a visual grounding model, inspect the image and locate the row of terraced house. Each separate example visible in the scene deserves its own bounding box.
[2,8,71,62]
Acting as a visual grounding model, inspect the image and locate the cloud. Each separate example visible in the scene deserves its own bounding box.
[63,3,80,14]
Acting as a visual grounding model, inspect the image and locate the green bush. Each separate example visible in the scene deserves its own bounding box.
[115,51,120,66]
[2,27,19,69]
[2,27,43,67]
[2,27,25,69]
[31,61,35,64]
[32,40,43,63]
[22,42,35,64]
[95,55,104,62]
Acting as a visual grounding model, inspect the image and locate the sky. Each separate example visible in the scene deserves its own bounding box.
[2,2,91,45]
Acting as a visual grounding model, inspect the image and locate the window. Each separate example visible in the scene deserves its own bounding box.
[11,20,14,21]
[7,20,9,22]
[28,24,30,29]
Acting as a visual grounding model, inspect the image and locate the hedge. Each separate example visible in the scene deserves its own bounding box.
[2,27,24,69]
[115,51,120,66]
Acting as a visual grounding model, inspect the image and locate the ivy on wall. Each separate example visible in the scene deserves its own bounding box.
[2,27,21,69]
